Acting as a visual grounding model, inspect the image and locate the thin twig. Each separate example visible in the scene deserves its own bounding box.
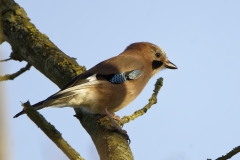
[21,101,84,160]
[0,63,31,81]
[121,77,163,124]
[215,146,240,160]
[0,58,11,62]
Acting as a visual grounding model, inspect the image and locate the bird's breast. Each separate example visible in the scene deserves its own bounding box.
[68,74,149,114]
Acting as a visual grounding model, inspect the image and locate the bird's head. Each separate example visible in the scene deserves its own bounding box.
[124,42,177,76]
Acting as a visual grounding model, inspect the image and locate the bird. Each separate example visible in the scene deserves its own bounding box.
[14,42,177,138]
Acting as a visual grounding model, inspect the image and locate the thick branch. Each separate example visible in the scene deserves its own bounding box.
[1,0,85,88]
[75,110,133,160]
[1,0,133,159]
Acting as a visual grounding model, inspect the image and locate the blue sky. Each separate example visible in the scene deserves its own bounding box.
[1,1,240,160]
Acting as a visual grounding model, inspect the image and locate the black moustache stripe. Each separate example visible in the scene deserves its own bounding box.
[152,60,163,70]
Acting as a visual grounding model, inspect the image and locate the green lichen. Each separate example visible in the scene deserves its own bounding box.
[15,7,28,19]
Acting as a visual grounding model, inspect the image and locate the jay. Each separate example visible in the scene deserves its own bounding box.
[14,42,177,135]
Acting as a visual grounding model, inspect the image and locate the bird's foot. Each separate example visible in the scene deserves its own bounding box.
[104,109,131,143]
[107,124,130,144]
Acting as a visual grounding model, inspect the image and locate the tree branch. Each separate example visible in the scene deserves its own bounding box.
[215,146,240,160]
[121,77,163,124]
[0,62,31,81]
[0,58,11,62]
[1,0,133,159]
[1,0,86,87]
[22,101,83,160]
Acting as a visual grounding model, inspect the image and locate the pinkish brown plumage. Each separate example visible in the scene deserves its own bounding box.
[14,42,177,117]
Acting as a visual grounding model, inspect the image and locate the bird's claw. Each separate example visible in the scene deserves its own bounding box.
[107,126,131,144]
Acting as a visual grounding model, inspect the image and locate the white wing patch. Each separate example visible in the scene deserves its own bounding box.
[54,74,99,95]
[44,74,100,109]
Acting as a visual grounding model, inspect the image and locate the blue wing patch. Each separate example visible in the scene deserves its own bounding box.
[109,73,127,84]
[109,69,142,84]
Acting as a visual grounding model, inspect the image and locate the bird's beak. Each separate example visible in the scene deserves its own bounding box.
[165,60,178,69]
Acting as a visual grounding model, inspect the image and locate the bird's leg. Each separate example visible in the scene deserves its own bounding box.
[104,108,130,142]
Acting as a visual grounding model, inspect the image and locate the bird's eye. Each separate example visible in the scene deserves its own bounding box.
[155,52,161,58]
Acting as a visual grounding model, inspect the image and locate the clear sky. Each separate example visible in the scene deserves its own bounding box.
[1,1,240,160]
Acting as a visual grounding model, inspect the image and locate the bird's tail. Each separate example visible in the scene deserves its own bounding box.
[13,100,45,118]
